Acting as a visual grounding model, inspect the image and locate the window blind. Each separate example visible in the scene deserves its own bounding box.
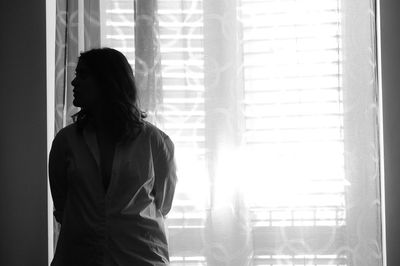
[239,0,346,264]
[240,0,344,219]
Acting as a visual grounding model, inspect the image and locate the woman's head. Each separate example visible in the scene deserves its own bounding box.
[71,48,145,139]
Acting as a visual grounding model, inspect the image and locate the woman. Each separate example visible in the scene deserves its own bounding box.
[49,48,177,265]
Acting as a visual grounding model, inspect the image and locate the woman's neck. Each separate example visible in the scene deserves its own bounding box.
[87,110,113,134]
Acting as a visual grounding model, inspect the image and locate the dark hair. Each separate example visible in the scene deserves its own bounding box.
[72,47,146,141]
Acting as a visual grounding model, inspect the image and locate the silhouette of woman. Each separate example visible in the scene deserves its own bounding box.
[49,48,177,265]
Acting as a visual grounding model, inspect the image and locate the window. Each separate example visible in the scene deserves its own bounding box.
[55,0,383,265]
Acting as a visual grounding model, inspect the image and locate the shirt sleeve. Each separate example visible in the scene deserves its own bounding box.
[153,134,177,217]
[49,131,69,224]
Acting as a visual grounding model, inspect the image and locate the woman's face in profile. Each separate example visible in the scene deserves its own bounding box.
[71,60,102,111]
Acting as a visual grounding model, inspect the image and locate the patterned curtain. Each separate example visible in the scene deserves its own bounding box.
[55,0,79,134]
[53,0,384,265]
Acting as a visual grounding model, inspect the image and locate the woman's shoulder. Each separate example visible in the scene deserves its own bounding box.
[143,120,164,136]
[54,123,78,138]
[51,123,81,147]
[50,123,79,152]
[142,121,173,146]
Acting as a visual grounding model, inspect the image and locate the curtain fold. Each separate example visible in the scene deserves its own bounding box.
[53,1,384,265]
[202,1,251,265]
[341,0,383,264]
[134,0,164,123]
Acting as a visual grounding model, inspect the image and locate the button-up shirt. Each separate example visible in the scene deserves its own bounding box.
[49,121,177,266]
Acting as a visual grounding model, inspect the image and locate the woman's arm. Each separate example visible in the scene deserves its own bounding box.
[49,132,69,224]
[153,134,177,217]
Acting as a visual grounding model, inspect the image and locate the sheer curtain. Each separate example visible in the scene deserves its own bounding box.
[53,0,384,265]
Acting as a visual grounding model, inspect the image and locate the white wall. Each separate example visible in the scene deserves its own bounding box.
[0,0,48,265]
[0,0,399,265]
